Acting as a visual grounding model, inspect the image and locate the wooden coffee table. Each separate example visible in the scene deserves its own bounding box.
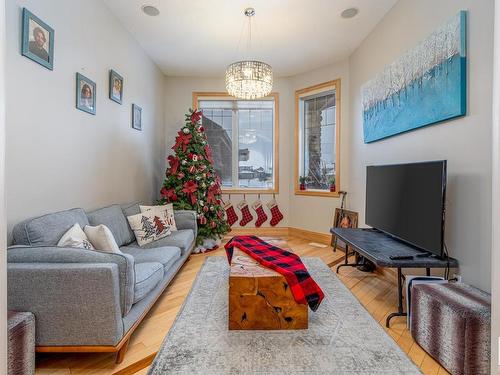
[228,238,308,330]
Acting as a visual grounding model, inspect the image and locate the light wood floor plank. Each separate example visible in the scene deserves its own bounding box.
[34,234,447,374]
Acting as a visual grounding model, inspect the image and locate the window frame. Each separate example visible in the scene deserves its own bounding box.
[294,80,341,198]
[193,92,280,194]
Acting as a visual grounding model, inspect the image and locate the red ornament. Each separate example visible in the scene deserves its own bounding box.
[197,126,204,132]
[210,221,217,228]
[203,205,209,212]
[199,215,207,225]
[188,165,196,174]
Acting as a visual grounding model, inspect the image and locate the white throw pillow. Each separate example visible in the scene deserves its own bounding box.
[84,224,121,253]
[127,210,171,247]
[140,203,177,231]
[57,223,95,250]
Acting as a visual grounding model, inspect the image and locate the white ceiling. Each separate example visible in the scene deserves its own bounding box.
[103,0,397,77]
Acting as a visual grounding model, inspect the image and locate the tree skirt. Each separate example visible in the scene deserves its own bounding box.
[149,257,421,375]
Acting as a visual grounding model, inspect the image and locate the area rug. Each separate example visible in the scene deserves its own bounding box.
[149,257,421,374]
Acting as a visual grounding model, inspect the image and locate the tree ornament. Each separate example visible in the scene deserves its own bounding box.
[192,154,198,162]
[199,215,207,225]
[210,220,217,229]
[188,165,196,174]
[203,205,209,213]
[196,175,201,180]
[182,127,190,134]
[210,205,215,211]
[177,172,185,179]
[199,200,204,206]
[181,159,188,165]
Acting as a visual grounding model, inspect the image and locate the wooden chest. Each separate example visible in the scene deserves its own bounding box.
[228,243,308,330]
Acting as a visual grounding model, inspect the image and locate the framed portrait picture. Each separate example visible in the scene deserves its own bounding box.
[109,69,123,104]
[132,104,142,130]
[21,8,55,70]
[76,73,96,115]
[331,208,359,251]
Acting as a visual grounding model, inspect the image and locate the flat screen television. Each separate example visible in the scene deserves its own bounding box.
[365,160,447,257]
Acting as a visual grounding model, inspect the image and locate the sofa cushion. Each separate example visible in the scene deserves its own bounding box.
[127,229,194,255]
[121,246,181,272]
[12,208,89,246]
[121,202,140,219]
[87,205,134,247]
[134,262,164,304]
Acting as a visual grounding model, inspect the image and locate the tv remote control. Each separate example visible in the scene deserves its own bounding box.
[389,255,414,260]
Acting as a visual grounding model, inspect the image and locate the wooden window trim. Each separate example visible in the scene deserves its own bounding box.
[294,80,341,198]
[193,92,280,194]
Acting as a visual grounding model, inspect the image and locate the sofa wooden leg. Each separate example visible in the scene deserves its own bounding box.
[115,339,130,364]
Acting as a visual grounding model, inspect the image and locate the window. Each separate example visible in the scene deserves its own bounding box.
[295,80,340,197]
[194,93,279,193]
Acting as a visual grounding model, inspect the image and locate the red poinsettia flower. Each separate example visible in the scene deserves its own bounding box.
[190,110,202,124]
[160,187,177,202]
[173,132,192,152]
[182,180,198,194]
[167,155,180,174]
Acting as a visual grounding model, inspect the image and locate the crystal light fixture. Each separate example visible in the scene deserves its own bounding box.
[225,8,273,99]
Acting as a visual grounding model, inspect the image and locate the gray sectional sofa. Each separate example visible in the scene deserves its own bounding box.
[7,202,197,363]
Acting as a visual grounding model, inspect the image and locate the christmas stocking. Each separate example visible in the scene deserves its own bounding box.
[224,200,238,227]
[267,198,284,226]
[237,199,253,226]
[252,199,268,227]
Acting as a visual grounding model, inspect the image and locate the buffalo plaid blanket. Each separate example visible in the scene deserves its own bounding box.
[224,235,324,311]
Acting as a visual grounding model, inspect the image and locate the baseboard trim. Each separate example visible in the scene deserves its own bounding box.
[226,226,332,245]
[288,227,332,244]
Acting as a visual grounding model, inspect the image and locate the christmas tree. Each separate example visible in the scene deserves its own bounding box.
[159,108,230,252]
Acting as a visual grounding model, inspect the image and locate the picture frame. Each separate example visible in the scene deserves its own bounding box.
[109,69,123,104]
[21,8,55,70]
[76,73,96,115]
[331,208,359,250]
[132,104,142,130]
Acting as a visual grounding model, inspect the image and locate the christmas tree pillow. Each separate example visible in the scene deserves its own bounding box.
[127,210,172,247]
[139,203,177,231]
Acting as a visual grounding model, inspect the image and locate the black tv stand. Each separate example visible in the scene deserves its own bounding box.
[330,228,458,327]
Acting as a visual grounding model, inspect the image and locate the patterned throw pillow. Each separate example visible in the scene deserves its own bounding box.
[139,204,177,231]
[127,210,172,246]
[57,223,95,250]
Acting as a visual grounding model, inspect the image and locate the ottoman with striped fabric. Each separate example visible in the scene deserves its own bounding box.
[410,283,490,375]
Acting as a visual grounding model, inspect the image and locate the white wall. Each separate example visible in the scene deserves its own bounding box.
[163,76,292,228]
[289,59,350,233]
[5,0,165,236]
[0,0,7,371]
[348,0,494,291]
[491,0,500,371]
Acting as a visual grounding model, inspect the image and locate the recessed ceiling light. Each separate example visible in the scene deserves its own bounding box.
[341,7,359,19]
[141,5,160,16]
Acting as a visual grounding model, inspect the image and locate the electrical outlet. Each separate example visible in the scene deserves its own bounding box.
[453,273,462,282]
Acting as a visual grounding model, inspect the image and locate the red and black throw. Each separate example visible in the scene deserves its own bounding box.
[224,235,325,311]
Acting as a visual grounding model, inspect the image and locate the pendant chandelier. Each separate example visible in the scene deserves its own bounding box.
[225,8,273,100]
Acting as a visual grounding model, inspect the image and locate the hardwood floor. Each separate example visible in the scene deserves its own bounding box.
[35,234,449,375]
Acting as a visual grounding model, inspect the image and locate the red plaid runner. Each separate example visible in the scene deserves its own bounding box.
[224,235,324,311]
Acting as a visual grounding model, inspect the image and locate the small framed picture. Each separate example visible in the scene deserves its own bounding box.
[331,208,359,250]
[109,69,123,104]
[76,73,96,115]
[132,104,142,130]
[21,8,55,70]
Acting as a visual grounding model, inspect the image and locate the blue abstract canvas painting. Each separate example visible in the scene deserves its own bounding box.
[362,11,466,143]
